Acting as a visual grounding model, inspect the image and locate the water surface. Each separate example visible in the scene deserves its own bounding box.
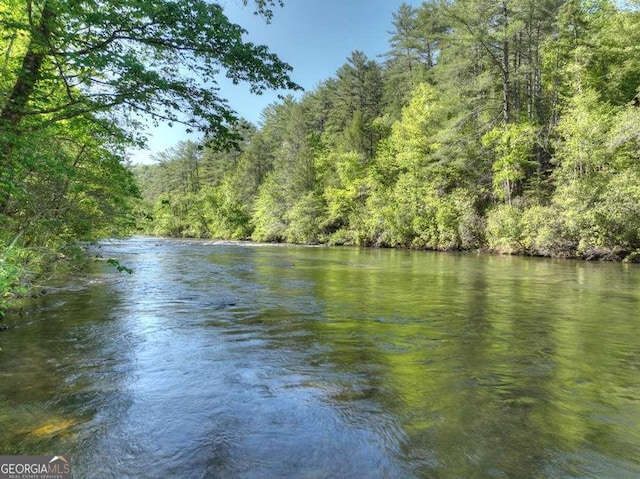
[1,237,639,477]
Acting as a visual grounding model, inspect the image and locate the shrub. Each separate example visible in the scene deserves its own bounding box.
[485,204,525,254]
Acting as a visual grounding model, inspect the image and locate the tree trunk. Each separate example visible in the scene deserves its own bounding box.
[0,1,54,130]
[501,1,511,124]
[0,2,55,211]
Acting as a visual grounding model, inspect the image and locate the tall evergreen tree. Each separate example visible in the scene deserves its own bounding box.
[327,51,384,161]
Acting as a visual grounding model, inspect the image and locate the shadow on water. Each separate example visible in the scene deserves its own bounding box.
[1,237,640,478]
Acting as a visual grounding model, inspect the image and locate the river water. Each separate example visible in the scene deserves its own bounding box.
[1,237,639,478]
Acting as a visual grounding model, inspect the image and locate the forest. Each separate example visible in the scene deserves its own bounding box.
[134,0,640,260]
[2,0,640,315]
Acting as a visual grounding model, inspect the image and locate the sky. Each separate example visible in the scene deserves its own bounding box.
[129,0,423,164]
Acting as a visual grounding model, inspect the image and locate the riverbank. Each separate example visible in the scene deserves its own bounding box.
[0,244,92,319]
[139,230,640,264]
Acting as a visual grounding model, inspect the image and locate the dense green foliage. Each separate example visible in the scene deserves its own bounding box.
[0,0,297,315]
[137,0,640,261]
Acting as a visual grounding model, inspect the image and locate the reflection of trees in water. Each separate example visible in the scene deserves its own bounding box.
[282,248,640,477]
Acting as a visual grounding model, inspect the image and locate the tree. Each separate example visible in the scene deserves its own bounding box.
[482,122,538,204]
[383,1,445,118]
[249,97,322,241]
[327,51,384,160]
[0,0,300,207]
[547,0,640,106]
[0,0,300,305]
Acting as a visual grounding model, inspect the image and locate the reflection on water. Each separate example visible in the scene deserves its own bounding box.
[1,237,640,477]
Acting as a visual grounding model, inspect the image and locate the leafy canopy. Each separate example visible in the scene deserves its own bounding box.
[0,0,301,148]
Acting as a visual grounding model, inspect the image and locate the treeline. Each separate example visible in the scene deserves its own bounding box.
[136,0,640,260]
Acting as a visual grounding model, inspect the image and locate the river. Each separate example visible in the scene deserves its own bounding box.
[1,237,639,478]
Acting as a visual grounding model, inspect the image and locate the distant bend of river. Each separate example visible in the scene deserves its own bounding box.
[1,237,639,478]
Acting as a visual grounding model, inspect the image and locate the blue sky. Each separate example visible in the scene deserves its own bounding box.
[130,0,422,164]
